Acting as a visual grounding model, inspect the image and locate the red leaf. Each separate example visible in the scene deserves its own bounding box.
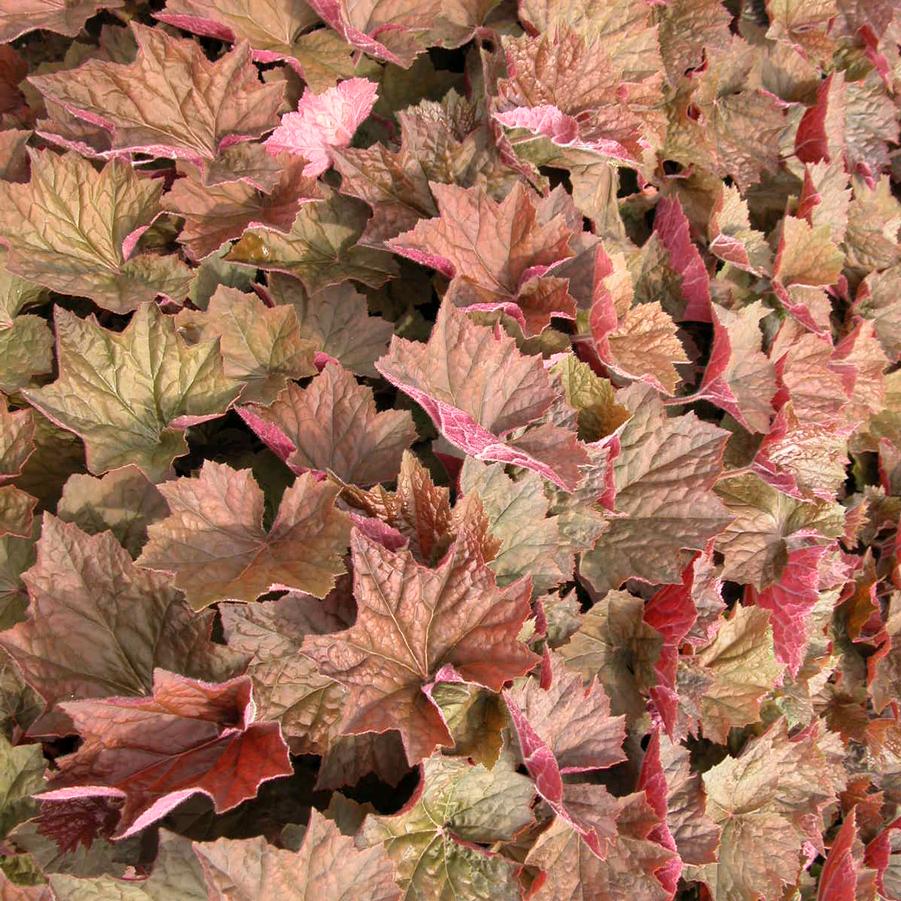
[38,670,293,839]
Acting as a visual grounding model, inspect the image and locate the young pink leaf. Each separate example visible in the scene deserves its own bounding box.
[266,78,378,177]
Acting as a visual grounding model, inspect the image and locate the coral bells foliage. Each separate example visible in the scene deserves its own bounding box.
[0,5,898,901]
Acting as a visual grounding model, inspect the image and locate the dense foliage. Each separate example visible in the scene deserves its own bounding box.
[0,1,897,898]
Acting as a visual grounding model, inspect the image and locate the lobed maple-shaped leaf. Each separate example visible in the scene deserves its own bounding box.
[772,216,844,334]
[305,0,440,67]
[266,273,393,378]
[155,0,320,70]
[23,304,239,481]
[580,384,731,594]
[0,1,123,42]
[559,590,663,724]
[693,301,776,433]
[38,670,292,839]
[56,465,167,558]
[239,362,416,486]
[176,287,316,405]
[688,605,782,743]
[525,790,676,901]
[0,151,193,313]
[334,91,516,248]
[361,753,534,899]
[586,244,688,395]
[376,301,588,490]
[0,255,52,396]
[0,516,244,735]
[228,189,398,292]
[138,462,350,609]
[266,78,378,177]
[388,183,577,336]
[460,458,572,594]
[664,36,785,190]
[194,810,401,900]
[165,157,320,261]
[30,24,285,172]
[493,27,665,167]
[697,719,847,900]
[219,584,353,755]
[504,652,626,857]
[303,525,538,764]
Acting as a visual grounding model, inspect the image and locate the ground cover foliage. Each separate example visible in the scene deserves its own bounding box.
[0,0,897,898]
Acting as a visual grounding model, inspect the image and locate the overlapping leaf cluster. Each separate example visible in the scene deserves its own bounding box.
[0,1,897,898]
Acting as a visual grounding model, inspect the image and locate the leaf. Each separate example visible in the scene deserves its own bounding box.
[193,811,401,900]
[56,466,167,558]
[580,384,731,594]
[219,587,352,755]
[0,525,36,631]
[689,605,782,743]
[164,157,320,261]
[266,273,393,378]
[376,301,588,490]
[176,287,316,405]
[559,590,663,724]
[504,651,626,856]
[339,449,453,564]
[0,152,193,313]
[694,301,776,433]
[239,362,416,485]
[665,36,785,190]
[360,753,534,899]
[0,401,34,482]
[227,189,398,292]
[155,0,320,70]
[30,24,284,171]
[23,304,239,481]
[0,516,244,735]
[460,458,572,594]
[697,719,846,900]
[388,183,576,331]
[304,0,440,67]
[707,184,772,275]
[552,354,630,442]
[746,544,828,677]
[266,78,378,177]
[0,1,123,42]
[525,792,676,901]
[333,91,514,247]
[0,734,44,840]
[587,245,688,394]
[138,462,351,609]
[38,670,293,839]
[772,216,844,334]
[302,525,538,764]
[493,27,665,166]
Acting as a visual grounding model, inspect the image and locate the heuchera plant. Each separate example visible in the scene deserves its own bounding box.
[0,1,897,898]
